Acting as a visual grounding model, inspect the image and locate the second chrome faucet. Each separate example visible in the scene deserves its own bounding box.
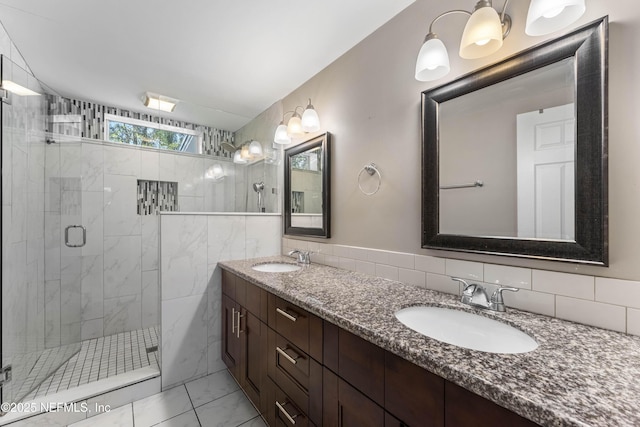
[288,249,311,265]
[452,278,518,312]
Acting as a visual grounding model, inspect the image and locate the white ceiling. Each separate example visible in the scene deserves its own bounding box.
[0,0,414,131]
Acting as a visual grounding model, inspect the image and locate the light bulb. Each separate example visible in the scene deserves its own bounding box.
[475,39,491,46]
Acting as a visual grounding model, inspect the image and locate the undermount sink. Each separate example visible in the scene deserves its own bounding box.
[395,306,538,354]
[251,262,301,273]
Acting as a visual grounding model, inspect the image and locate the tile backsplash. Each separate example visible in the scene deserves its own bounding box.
[282,238,640,336]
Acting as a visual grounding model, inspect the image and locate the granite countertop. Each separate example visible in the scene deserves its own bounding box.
[219,256,640,427]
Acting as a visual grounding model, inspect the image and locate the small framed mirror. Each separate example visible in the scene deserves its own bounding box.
[422,17,608,265]
[284,132,331,238]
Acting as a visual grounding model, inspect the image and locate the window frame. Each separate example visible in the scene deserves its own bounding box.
[103,113,203,154]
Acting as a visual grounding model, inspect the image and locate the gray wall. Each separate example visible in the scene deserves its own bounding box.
[239,0,640,282]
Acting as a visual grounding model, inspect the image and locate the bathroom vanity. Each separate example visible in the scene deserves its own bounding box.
[219,256,640,426]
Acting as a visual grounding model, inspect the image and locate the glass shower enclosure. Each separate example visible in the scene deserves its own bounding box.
[1,55,83,407]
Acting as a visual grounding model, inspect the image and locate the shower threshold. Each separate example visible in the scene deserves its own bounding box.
[1,326,160,425]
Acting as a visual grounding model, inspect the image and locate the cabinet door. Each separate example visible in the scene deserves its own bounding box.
[445,382,539,427]
[385,351,444,426]
[323,368,384,427]
[241,311,268,413]
[221,294,241,380]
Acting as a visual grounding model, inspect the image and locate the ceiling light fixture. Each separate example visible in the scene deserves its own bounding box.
[1,80,41,96]
[143,92,178,112]
[415,0,586,81]
[273,99,321,144]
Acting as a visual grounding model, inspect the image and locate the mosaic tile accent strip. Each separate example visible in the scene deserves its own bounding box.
[46,94,235,157]
[21,326,159,401]
[138,180,178,215]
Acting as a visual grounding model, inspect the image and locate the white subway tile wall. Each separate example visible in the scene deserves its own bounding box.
[282,238,640,336]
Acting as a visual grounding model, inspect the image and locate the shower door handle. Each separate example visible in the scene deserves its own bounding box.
[64,225,86,248]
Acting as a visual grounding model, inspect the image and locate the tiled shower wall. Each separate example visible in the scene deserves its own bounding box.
[282,238,640,337]
[43,139,241,346]
[160,213,281,390]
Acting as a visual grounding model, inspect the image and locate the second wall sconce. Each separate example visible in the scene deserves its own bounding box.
[415,0,586,81]
[233,139,264,164]
[273,98,321,144]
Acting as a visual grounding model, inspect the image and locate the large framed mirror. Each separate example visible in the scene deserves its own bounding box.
[284,132,331,238]
[422,17,608,265]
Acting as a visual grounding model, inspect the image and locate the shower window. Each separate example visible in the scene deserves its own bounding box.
[104,113,202,154]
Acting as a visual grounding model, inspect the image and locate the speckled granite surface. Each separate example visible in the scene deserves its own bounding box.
[219,256,640,427]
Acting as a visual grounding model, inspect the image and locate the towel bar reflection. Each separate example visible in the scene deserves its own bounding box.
[64,225,87,248]
[440,180,483,190]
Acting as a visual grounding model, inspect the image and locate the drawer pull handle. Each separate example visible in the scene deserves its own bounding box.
[276,400,298,425]
[276,346,300,365]
[276,307,298,322]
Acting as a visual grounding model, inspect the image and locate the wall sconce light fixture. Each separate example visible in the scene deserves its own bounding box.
[274,99,321,144]
[143,92,178,112]
[415,0,586,81]
[233,140,263,164]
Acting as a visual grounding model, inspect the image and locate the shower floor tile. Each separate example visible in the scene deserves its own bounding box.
[20,326,159,401]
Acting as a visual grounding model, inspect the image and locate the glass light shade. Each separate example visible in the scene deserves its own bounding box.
[301,106,320,132]
[459,6,503,59]
[249,140,263,156]
[233,150,247,164]
[240,144,251,159]
[415,36,451,81]
[525,0,586,36]
[274,123,291,144]
[212,163,224,175]
[287,114,303,136]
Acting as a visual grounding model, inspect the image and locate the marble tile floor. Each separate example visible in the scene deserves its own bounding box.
[21,326,159,401]
[68,369,266,427]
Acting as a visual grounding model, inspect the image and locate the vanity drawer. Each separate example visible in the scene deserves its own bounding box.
[221,269,236,299]
[268,295,323,361]
[266,377,310,427]
[267,328,323,424]
[243,278,268,321]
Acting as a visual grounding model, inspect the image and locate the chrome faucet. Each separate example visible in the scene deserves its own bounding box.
[288,249,311,265]
[452,278,518,312]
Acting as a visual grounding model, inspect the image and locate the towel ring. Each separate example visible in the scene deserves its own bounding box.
[358,163,382,196]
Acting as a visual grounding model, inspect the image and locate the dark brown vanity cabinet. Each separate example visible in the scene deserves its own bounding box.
[221,270,269,413]
[220,269,541,427]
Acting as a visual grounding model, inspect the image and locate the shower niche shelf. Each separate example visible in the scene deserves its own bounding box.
[137,180,178,215]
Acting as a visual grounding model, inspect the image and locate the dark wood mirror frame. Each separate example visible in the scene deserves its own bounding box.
[284,132,331,238]
[422,17,608,265]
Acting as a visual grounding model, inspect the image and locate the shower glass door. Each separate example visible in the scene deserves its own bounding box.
[1,55,82,406]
